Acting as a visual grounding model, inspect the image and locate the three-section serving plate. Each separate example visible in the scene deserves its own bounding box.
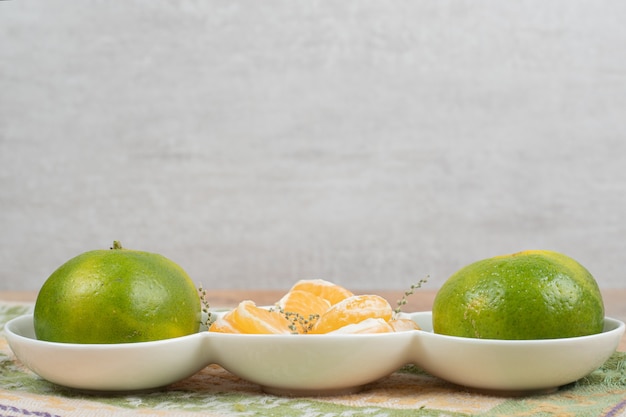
[5,311,624,395]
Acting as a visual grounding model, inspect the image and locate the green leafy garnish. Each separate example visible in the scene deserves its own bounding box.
[198,285,212,327]
[271,306,320,334]
[394,277,428,317]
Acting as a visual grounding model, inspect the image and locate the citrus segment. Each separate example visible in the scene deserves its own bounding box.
[329,318,394,334]
[432,250,605,340]
[276,289,331,318]
[288,279,354,306]
[208,316,242,334]
[224,300,292,334]
[310,294,393,334]
[207,280,424,335]
[389,318,421,332]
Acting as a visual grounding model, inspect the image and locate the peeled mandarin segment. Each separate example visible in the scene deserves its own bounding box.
[230,300,293,334]
[208,315,242,333]
[276,289,331,318]
[389,318,421,332]
[329,318,394,334]
[288,279,354,306]
[310,294,393,334]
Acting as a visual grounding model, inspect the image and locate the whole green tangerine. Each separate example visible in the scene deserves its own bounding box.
[432,250,604,340]
[34,241,201,344]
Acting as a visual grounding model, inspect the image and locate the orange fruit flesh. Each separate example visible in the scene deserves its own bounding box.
[221,300,292,334]
[311,294,393,334]
[208,316,242,334]
[389,318,421,332]
[328,318,394,334]
[208,279,421,335]
[288,279,354,306]
[276,289,331,318]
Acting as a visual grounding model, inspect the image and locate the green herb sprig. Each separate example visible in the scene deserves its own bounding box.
[271,306,320,334]
[198,285,212,328]
[394,277,428,318]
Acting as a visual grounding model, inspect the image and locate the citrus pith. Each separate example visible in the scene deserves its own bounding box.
[432,250,604,340]
[34,241,201,344]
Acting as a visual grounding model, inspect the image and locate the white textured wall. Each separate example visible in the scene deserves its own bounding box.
[1,1,625,291]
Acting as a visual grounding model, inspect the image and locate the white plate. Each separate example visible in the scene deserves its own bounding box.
[5,312,624,394]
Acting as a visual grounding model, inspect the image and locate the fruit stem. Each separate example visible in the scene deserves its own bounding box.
[111,241,123,250]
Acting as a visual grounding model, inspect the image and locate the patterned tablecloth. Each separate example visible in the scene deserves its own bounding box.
[1,303,625,417]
